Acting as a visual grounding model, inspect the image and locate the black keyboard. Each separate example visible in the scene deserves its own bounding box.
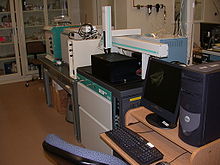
[105,127,163,165]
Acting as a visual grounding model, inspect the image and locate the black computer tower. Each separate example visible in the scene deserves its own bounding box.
[179,61,220,147]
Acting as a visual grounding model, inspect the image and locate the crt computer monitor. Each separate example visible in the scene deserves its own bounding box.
[141,57,183,129]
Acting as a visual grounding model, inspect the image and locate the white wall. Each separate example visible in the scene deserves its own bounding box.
[115,0,175,35]
[79,0,114,25]
[79,0,98,24]
[203,0,220,23]
[78,0,175,35]
[68,0,80,24]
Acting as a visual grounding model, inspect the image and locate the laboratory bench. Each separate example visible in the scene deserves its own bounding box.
[39,57,81,142]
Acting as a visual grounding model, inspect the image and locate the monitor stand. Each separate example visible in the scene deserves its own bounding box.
[145,113,176,129]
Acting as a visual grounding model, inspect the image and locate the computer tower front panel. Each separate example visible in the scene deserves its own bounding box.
[113,94,142,127]
[178,70,205,146]
[179,62,220,147]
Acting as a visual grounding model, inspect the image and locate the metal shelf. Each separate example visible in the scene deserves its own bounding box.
[0,27,13,30]
[0,11,11,15]
[48,9,67,12]
[23,10,44,13]
[0,56,16,62]
[0,42,14,46]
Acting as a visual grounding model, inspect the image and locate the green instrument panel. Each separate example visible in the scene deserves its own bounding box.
[77,74,112,101]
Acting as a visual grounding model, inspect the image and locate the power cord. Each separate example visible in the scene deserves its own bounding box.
[68,24,101,40]
[173,13,180,35]
[78,24,100,39]
[78,24,94,39]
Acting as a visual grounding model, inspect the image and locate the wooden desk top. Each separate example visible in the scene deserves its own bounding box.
[125,107,197,153]
[100,106,220,165]
[100,122,191,165]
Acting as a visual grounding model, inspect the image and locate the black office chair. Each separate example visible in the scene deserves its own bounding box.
[42,134,128,165]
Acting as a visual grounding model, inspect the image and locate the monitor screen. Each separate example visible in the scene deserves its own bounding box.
[141,57,183,129]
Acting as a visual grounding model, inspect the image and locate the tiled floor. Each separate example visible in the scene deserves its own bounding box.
[0,80,79,165]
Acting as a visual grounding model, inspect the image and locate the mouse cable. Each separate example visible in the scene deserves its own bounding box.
[169,151,188,164]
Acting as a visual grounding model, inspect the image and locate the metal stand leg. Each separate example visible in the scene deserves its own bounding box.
[43,69,52,106]
[71,81,81,142]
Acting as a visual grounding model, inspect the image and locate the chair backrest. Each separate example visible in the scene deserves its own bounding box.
[26,41,46,55]
[42,134,128,165]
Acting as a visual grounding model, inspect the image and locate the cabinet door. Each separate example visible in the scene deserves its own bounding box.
[15,0,46,75]
[0,0,21,81]
[77,82,112,155]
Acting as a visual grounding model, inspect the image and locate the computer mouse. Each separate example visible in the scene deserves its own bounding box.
[156,161,171,165]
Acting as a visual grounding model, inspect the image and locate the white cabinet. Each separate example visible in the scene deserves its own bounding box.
[77,82,113,155]
[0,0,80,84]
